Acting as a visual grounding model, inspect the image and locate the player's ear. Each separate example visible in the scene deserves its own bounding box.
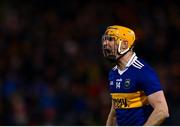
[121,40,128,50]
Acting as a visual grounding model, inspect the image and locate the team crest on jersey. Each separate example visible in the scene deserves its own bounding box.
[123,79,131,89]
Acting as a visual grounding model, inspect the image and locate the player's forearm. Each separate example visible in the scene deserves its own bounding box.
[106,114,116,126]
[106,106,116,126]
[144,108,169,126]
[106,101,116,126]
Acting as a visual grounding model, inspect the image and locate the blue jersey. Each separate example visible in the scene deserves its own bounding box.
[108,53,162,126]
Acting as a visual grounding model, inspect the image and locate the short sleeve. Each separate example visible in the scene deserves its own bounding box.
[139,67,162,96]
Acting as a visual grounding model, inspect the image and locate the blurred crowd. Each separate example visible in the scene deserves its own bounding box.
[0,0,179,125]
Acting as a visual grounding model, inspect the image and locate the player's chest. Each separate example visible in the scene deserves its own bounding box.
[109,71,138,93]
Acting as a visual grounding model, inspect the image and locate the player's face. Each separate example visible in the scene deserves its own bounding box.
[102,35,118,61]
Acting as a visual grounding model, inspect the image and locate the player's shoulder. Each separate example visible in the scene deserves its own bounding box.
[131,56,146,69]
[131,57,145,70]
[133,57,156,74]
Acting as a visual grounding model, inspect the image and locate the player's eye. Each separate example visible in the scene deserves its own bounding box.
[108,36,114,41]
[102,35,115,41]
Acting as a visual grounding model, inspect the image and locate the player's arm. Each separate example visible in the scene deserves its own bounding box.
[106,101,116,126]
[144,91,169,126]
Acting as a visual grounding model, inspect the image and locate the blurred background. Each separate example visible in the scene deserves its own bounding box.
[0,0,179,125]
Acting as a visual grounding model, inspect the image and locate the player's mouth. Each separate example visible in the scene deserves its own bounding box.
[103,48,116,62]
[103,47,112,56]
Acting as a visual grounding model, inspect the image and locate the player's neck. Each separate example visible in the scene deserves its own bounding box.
[117,51,134,70]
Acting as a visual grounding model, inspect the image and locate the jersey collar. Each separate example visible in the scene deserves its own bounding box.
[125,52,137,68]
[114,52,137,75]
[112,52,137,71]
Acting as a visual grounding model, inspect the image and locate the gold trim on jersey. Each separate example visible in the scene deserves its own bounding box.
[111,91,149,109]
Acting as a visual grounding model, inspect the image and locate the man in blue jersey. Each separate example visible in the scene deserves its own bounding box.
[102,25,169,126]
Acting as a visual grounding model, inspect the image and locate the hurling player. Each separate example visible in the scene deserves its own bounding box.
[102,25,169,126]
